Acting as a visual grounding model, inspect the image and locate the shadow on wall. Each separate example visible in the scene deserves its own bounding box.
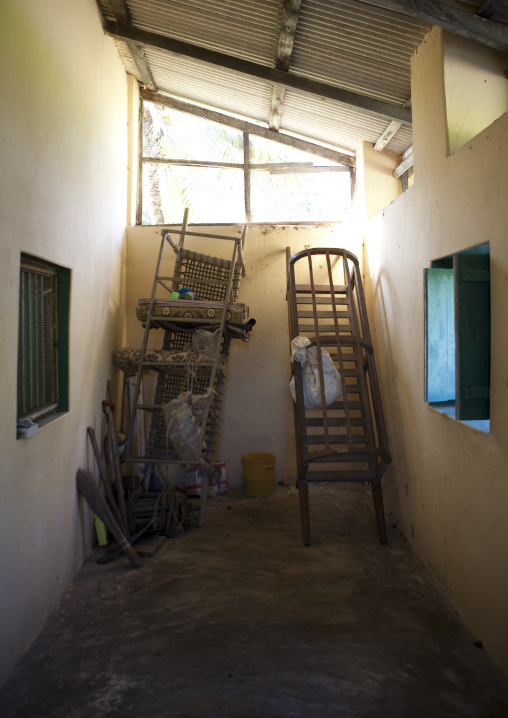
[363,229,413,536]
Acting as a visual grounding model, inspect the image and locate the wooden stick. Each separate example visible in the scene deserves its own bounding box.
[76,469,143,569]
[86,426,125,532]
[103,401,130,534]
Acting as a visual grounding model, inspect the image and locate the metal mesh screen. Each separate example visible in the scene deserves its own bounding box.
[173,249,241,302]
[17,265,58,419]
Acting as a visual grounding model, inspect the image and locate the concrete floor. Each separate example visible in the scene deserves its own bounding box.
[1,483,508,717]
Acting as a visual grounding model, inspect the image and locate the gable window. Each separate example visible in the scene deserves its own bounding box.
[424,242,490,432]
[140,100,352,225]
[17,254,70,436]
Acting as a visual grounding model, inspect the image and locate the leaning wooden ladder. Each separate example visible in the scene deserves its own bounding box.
[286,247,391,544]
[124,212,245,526]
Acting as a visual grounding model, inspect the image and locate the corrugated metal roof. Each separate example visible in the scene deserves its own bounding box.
[128,0,281,65]
[145,48,273,126]
[292,0,429,105]
[98,0,507,159]
[281,89,413,154]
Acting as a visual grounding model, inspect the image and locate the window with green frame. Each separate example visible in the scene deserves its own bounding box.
[17,254,70,434]
[424,242,490,432]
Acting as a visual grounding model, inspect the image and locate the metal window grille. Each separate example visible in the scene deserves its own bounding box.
[17,263,58,420]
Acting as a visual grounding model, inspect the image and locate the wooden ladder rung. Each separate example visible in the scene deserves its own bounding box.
[294,284,347,293]
[296,296,349,305]
[306,417,365,427]
[297,310,352,319]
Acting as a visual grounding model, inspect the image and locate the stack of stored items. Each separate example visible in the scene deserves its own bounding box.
[117,210,253,526]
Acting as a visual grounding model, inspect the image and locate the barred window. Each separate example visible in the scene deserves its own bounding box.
[17,255,70,432]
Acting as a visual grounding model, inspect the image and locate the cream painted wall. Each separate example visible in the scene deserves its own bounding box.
[363,28,508,678]
[124,222,363,488]
[444,32,508,155]
[0,0,130,685]
[355,141,401,221]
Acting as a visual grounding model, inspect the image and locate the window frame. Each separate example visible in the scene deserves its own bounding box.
[424,242,490,430]
[17,254,70,434]
[138,98,353,225]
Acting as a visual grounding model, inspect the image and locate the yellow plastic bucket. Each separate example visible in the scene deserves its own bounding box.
[242,453,276,496]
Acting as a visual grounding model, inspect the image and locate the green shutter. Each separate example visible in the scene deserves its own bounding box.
[55,265,70,413]
[424,267,455,402]
[454,253,490,420]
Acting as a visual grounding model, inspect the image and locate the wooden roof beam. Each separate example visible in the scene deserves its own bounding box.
[107,0,157,89]
[478,0,506,20]
[394,146,413,178]
[364,0,508,52]
[105,21,412,126]
[140,89,355,166]
[269,0,302,131]
[373,120,402,151]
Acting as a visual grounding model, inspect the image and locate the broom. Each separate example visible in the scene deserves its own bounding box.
[76,468,143,569]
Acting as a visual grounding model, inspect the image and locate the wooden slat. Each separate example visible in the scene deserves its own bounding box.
[373,121,402,152]
[269,166,351,175]
[295,284,347,293]
[107,0,157,89]
[306,417,365,427]
[314,399,363,410]
[277,0,302,71]
[328,353,357,364]
[340,371,363,381]
[269,0,302,130]
[243,132,251,222]
[306,435,369,445]
[394,148,413,178]
[296,323,353,332]
[141,91,354,167]
[297,310,351,319]
[307,250,331,448]
[269,85,286,132]
[144,158,242,168]
[310,447,387,461]
[306,471,374,481]
[296,296,349,305]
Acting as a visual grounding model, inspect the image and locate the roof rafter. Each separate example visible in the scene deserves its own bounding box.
[373,121,403,152]
[363,0,508,51]
[269,0,303,131]
[105,20,412,126]
[478,0,506,19]
[140,89,355,166]
[107,0,157,89]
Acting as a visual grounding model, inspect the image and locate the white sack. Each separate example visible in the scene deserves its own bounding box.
[163,388,213,461]
[289,336,343,409]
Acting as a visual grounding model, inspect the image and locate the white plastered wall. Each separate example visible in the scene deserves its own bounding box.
[0,0,131,685]
[124,222,363,487]
[363,28,508,677]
